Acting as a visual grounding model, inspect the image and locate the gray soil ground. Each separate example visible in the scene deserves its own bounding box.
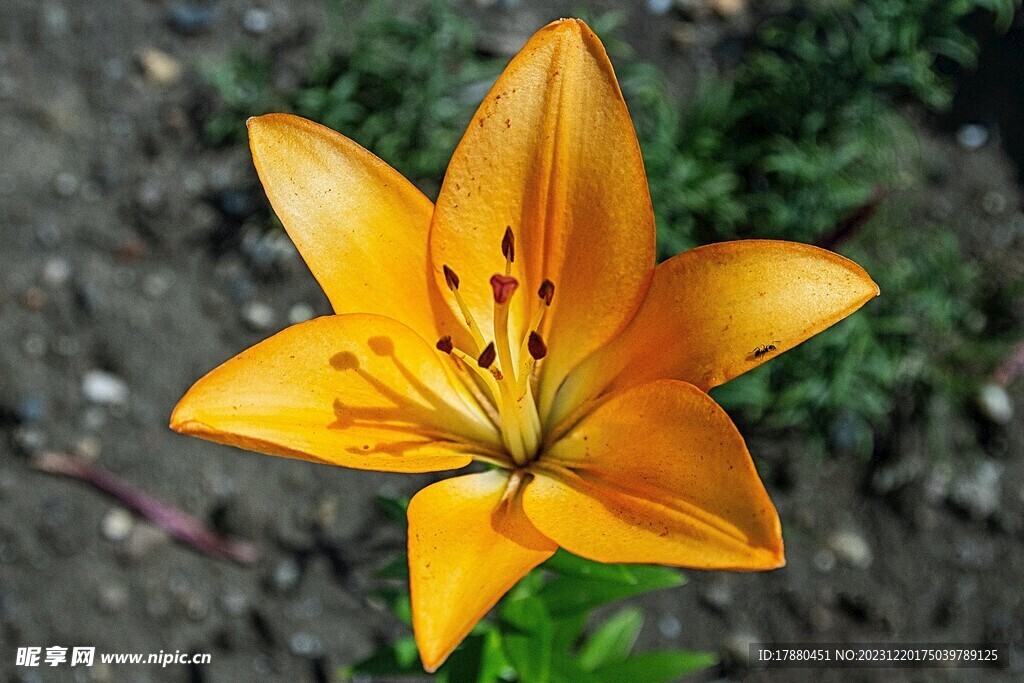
[1,1,1022,682]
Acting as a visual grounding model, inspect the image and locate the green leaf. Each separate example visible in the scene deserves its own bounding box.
[542,549,642,585]
[578,608,644,671]
[501,596,553,683]
[551,613,587,655]
[593,651,719,683]
[550,653,602,683]
[438,627,508,683]
[506,566,547,600]
[374,555,409,579]
[538,566,684,618]
[344,635,421,677]
[371,587,412,625]
[376,494,410,525]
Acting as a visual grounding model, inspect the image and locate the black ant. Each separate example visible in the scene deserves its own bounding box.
[752,341,780,359]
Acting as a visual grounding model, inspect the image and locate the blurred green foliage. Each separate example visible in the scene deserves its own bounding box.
[203,0,1022,456]
[204,0,499,193]
[339,496,716,682]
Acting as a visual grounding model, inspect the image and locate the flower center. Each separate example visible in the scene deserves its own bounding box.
[436,227,553,466]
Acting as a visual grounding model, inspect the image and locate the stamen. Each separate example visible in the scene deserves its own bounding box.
[501,226,515,264]
[443,264,486,353]
[437,240,549,465]
[516,277,556,396]
[449,347,503,393]
[443,265,460,291]
[527,331,547,360]
[477,342,497,369]
[538,279,555,306]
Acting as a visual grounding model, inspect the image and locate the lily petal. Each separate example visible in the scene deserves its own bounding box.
[524,380,783,569]
[408,471,556,671]
[548,240,879,428]
[171,314,501,472]
[248,114,450,343]
[430,19,655,410]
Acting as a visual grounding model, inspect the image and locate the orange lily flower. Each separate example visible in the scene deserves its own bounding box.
[171,19,878,671]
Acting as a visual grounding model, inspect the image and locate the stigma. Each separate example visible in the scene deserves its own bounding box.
[436,228,554,466]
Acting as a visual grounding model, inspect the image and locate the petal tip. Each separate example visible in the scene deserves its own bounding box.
[417,645,447,674]
[168,403,199,435]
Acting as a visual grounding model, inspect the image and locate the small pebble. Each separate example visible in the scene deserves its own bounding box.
[138,48,182,86]
[35,222,60,247]
[242,7,272,35]
[124,524,169,558]
[166,3,216,34]
[75,281,106,316]
[53,172,79,198]
[712,0,746,16]
[23,286,46,311]
[40,2,70,37]
[827,531,872,569]
[220,590,248,617]
[242,301,275,331]
[82,370,129,405]
[73,435,102,461]
[15,393,45,424]
[812,548,837,572]
[957,124,989,150]
[982,191,1007,216]
[22,334,47,357]
[103,57,127,81]
[98,584,130,613]
[723,631,759,666]
[101,509,134,543]
[227,273,255,303]
[182,592,209,621]
[977,383,1013,424]
[272,557,301,592]
[288,302,315,325]
[950,460,1002,519]
[13,427,47,455]
[216,188,258,218]
[142,272,172,299]
[136,178,165,214]
[41,257,71,287]
[658,614,682,639]
[289,632,323,658]
[81,406,107,431]
[288,595,323,620]
[701,578,733,610]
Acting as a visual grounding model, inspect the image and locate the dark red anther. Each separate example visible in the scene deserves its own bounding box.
[501,226,515,263]
[477,342,497,369]
[436,336,454,354]
[528,331,547,360]
[489,274,519,305]
[443,265,460,291]
[538,279,555,306]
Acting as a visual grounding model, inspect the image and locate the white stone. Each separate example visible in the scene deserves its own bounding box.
[101,508,134,542]
[828,530,873,569]
[82,371,129,405]
[977,383,1013,424]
